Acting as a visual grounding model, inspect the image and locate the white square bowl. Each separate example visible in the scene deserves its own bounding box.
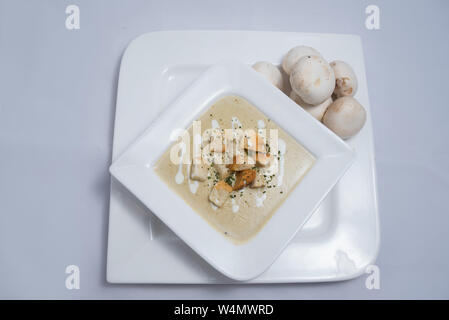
[109,60,354,281]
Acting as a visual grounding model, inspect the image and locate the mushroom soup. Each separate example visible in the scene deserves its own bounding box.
[154,95,315,244]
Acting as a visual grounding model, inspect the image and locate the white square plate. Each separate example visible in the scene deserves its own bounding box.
[107,31,380,283]
[109,61,354,281]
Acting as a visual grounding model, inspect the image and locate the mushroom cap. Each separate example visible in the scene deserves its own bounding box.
[252,61,283,90]
[290,90,332,121]
[330,60,358,98]
[282,45,321,75]
[290,55,335,105]
[322,96,366,139]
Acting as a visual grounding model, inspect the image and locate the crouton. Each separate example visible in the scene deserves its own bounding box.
[190,162,208,181]
[256,153,273,167]
[209,136,225,152]
[227,154,255,171]
[250,171,266,188]
[209,181,233,207]
[244,131,266,153]
[233,169,256,190]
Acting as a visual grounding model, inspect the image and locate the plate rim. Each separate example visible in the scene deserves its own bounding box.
[106,30,380,283]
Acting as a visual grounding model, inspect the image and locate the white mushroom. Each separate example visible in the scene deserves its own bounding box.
[252,61,283,90]
[330,60,358,98]
[290,90,332,121]
[290,55,335,105]
[322,96,366,139]
[282,45,321,75]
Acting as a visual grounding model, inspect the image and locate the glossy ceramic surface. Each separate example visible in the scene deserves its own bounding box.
[107,31,379,283]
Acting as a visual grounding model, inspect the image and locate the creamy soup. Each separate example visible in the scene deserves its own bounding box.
[154,95,315,244]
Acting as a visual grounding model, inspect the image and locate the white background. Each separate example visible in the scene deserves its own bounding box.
[0,0,448,299]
